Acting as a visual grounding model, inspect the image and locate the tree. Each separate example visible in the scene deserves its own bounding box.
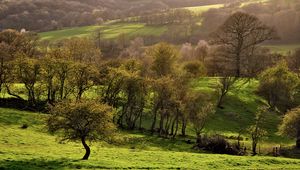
[216,77,238,108]
[40,56,59,104]
[279,107,300,148]
[210,12,276,77]
[194,40,209,63]
[12,55,41,106]
[248,107,268,155]
[71,62,98,100]
[148,42,178,77]
[257,62,299,112]
[209,12,276,108]
[0,29,38,94]
[117,60,148,129]
[62,37,101,63]
[187,93,215,145]
[47,100,115,160]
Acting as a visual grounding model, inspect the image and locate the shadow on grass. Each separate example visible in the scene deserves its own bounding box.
[115,130,196,153]
[280,147,300,159]
[0,158,72,170]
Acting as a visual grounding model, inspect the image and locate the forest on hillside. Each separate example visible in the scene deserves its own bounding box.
[0,0,232,31]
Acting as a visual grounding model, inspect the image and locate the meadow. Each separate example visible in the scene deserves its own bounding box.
[1,100,300,169]
[183,4,224,14]
[39,23,167,42]
[0,79,295,151]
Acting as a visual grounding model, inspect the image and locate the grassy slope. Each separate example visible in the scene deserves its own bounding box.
[38,3,224,42]
[1,108,300,170]
[38,1,300,54]
[183,4,224,14]
[39,23,167,42]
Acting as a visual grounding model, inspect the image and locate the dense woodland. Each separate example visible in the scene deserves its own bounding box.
[1,10,300,160]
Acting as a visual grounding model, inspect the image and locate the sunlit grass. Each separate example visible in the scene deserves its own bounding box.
[183,4,225,14]
[1,108,300,169]
[240,0,271,7]
[39,23,167,42]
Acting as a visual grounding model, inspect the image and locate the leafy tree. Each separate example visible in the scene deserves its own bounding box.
[12,55,41,106]
[148,42,178,77]
[0,29,38,94]
[40,56,59,103]
[118,60,148,129]
[62,37,101,63]
[183,61,206,78]
[248,107,268,155]
[257,62,299,112]
[279,107,300,148]
[216,77,238,108]
[150,76,175,135]
[71,62,98,100]
[100,60,125,108]
[187,93,215,145]
[47,100,115,160]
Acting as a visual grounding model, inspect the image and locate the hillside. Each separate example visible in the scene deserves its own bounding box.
[1,92,300,169]
[0,79,294,147]
[0,0,232,32]
[37,0,300,54]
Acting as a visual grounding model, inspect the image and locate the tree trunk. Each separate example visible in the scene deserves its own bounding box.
[252,142,257,156]
[296,130,300,148]
[81,136,90,160]
[196,133,202,145]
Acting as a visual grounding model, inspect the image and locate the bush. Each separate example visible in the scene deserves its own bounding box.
[194,135,245,155]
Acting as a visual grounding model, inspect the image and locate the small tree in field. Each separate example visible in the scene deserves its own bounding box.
[47,100,115,160]
[186,92,215,145]
[279,107,300,148]
[248,107,268,155]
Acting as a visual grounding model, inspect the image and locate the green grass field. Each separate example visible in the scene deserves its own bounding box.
[1,78,300,169]
[240,0,271,7]
[39,23,167,42]
[1,107,300,170]
[183,4,224,14]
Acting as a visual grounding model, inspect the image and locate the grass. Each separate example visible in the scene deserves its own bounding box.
[240,0,271,7]
[263,43,300,55]
[1,108,300,169]
[183,4,225,14]
[39,23,167,42]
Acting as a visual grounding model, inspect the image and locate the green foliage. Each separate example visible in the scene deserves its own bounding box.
[148,42,178,77]
[47,100,115,141]
[248,107,268,155]
[183,61,207,78]
[186,92,215,138]
[257,62,300,112]
[279,107,300,148]
[279,108,300,138]
[47,100,116,159]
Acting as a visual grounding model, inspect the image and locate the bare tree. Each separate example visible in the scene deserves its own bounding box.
[210,12,276,77]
